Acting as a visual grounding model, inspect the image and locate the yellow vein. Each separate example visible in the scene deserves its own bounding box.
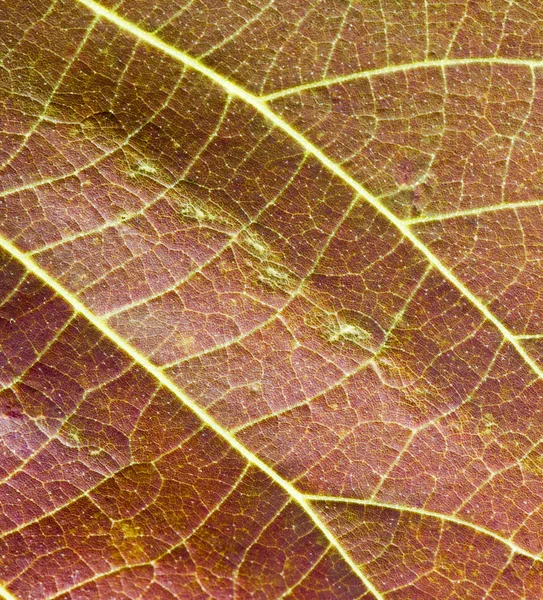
[46,465,252,599]
[262,56,543,100]
[0,584,18,600]
[1,17,99,171]
[74,0,543,392]
[0,231,383,600]
[405,197,543,224]
[0,0,528,593]
[305,495,542,563]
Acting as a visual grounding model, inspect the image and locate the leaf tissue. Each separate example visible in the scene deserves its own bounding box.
[2,1,543,598]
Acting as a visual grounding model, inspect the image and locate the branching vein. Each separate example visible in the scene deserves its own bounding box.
[2,0,542,597]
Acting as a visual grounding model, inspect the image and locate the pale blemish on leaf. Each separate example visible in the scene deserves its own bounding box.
[132,161,158,176]
[174,332,195,352]
[179,199,210,221]
[304,306,371,349]
[117,209,131,223]
[120,521,142,539]
[480,413,497,437]
[327,321,370,346]
[60,424,82,447]
[67,429,81,446]
[112,521,147,562]
[258,264,295,290]
[177,198,233,228]
[241,230,271,260]
[241,230,300,292]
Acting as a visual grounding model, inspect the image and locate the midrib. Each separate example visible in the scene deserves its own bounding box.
[73,0,542,381]
[0,232,382,600]
[2,0,541,597]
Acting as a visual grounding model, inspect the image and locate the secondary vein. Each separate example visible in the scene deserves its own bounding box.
[3,0,540,595]
[73,0,542,385]
[0,234,382,599]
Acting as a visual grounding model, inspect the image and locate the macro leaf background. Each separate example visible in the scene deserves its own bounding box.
[2,0,543,598]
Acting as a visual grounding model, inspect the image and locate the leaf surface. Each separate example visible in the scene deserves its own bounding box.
[2,1,543,598]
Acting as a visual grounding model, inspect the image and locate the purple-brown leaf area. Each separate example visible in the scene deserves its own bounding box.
[2,0,543,598]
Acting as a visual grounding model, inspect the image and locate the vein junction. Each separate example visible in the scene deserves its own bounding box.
[73,0,543,384]
[2,0,542,596]
[0,232,382,599]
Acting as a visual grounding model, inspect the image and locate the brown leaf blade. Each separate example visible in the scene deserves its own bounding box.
[2,1,543,598]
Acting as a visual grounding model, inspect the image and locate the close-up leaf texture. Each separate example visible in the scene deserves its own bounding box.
[3,0,543,598]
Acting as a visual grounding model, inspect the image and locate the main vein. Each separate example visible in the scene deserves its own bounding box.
[0,585,18,600]
[0,238,381,600]
[5,0,541,595]
[74,0,542,383]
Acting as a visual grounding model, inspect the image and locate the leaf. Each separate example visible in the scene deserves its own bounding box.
[1,0,543,598]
